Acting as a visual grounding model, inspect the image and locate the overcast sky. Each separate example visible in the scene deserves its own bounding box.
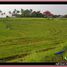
[0,4,67,15]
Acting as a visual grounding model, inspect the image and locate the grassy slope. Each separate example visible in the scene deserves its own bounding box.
[0,18,67,62]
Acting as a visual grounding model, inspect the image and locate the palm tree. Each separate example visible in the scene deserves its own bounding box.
[12,9,20,17]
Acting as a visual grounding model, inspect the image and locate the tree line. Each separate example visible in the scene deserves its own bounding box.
[0,9,67,18]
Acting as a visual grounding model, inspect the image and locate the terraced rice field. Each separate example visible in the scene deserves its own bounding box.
[0,18,67,63]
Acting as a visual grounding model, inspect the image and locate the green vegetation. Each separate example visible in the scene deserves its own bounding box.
[0,18,67,62]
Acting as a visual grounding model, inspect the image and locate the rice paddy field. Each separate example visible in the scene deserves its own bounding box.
[0,18,67,63]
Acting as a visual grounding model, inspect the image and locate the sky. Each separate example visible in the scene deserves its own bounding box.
[0,4,67,15]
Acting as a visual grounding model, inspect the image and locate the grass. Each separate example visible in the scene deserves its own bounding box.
[0,18,67,62]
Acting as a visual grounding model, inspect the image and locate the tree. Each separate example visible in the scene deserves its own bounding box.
[0,10,2,14]
[21,9,32,17]
[62,15,67,18]
[9,11,12,14]
[31,11,37,17]
[12,9,20,17]
[21,9,24,14]
[43,11,54,18]
[36,11,44,17]
[31,11,44,17]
